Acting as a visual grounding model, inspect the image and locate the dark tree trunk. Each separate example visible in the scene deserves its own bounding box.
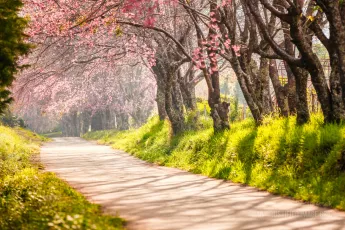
[181,68,198,112]
[229,53,263,124]
[152,44,188,134]
[290,66,310,124]
[179,78,197,111]
[269,60,289,117]
[289,6,334,123]
[207,72,230,131]
[156,75,167,120]
[329,52,345,121]
[207,54,230,131]
[237,73,262,123]
[259,56,273,114]
[282,19,298,115]
[318,2,345,121]
[171,77,184,114]
[285,63,297,115]
[321,1,345,107]
[202,2,231,132]
[165,69,185,134]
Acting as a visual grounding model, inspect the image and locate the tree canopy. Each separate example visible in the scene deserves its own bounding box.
[0,0,30,114]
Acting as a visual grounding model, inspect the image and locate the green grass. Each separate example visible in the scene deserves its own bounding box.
[41,131,63,138]
[0,125,124,230]
[84,114,345,211]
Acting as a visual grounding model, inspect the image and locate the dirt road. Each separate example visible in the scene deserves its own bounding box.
[41,138,345,230]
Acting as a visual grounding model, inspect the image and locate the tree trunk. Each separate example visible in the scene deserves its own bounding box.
[289,7,334,123]
[320,2,345,121]
[207,54,230,131]
[259,56,273,114]
[321,1,345,107]
[230,55,263,124]
[165,69,185,134]
[179,80,197,111]
[282,19,297,115]
[329,54,345,121]
[290,66,310,124]
[156,76,167,120]
[204,2,231,131]
[285,63,297,115]
[178,69,198,111]
[269,60,289,117]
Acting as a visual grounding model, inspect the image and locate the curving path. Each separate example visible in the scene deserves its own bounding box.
[41,138,345,230]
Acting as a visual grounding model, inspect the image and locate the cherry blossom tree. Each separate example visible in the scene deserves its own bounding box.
[14,32,156,135]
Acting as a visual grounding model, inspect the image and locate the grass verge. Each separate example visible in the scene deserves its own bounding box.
[0,125,124,230]
[41,131,63,138]
[84,114,345,211]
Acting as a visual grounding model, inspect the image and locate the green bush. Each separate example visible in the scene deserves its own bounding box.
[0,126,124,230]
[84,114,345,210]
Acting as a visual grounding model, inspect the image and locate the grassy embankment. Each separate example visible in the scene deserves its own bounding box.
[84,114,345,211]
[0,125,124,229]
[41,131,63,138]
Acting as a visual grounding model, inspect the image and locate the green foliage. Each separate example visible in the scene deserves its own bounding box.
[85,114,345,210]
[196,96,244,122]
[0,0,31,113]
[41,132,63,138]
[0,125,124,230]
[229,96,239,122]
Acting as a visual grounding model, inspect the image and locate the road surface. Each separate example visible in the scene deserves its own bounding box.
[41,138,345,230]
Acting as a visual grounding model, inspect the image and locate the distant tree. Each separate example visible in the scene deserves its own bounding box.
[0,0,30,114]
